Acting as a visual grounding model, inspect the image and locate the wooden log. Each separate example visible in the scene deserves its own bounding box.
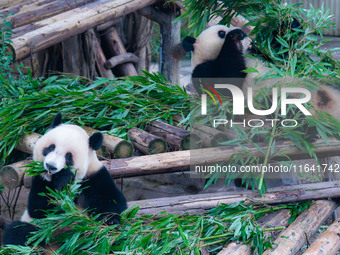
[5,137,340,188]
[89,29,114,78]
[139,4,181,84]
[105,53,139,69]
[1,0,96,29]
[127,127,167,155]
[0,160,30,189]
[218,209,291,255]
[146,120,202,150]
[191,124,229,147]
[16,132,41,154]
[102,27,138,76]
[95,18,123,32]
[263,200,337,255]
[303,215,340,255]
[11,0,158,61]
[82,126,133,159]
[129,185,340,216]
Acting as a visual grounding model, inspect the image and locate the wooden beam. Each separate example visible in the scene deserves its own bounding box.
[1,0,96,29]
[263,200,337,255]
[11,0,158,60]
[303,215,340,255]
[128,184,340,215]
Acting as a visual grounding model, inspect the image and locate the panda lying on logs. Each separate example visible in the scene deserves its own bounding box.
[3,113,127,246]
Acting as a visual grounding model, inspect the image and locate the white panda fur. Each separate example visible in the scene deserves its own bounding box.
[4,113,127,246]
[182,25,232,69]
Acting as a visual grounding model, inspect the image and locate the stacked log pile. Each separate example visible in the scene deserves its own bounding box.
[2,0,182,83]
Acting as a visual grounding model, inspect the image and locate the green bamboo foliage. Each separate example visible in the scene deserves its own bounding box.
[0,72,190,167]
[0,181,311,254]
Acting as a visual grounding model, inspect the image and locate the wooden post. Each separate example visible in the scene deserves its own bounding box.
[303,215,340,255]
[139,3,181,84]
[127,127,167,155]
[263,200,337,255]
[146,121,202,150]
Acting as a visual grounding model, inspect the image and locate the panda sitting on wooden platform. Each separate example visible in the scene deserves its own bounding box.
[3,113,127,246]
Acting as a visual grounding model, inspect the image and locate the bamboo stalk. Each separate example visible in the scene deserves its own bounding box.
[303,215,340,255]
[11,0,157,60]
[127,127,167,155]
[263,200,337,255]
[146,121,202,150]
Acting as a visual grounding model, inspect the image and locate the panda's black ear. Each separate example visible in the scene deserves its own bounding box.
[50,113,63,129]
[182,36,196,52]
[89,132,103,151]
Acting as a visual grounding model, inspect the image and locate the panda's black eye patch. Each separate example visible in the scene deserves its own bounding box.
[65,152,73,167]
[43,144,55,156]
[218,30,226,39]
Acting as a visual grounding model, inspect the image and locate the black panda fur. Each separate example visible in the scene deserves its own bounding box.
[191,28,247,96]
[3,113,127,246]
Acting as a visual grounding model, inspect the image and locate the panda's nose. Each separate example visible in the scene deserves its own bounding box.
[236,31,246,40]
[46,163,57,173]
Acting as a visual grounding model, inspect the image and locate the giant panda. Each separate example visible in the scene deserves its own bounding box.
[182,25,340,123]
[3,113,127,246]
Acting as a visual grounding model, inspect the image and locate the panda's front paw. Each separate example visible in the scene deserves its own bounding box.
[52,168,75,191]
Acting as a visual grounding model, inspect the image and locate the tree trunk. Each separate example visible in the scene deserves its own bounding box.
[192,124,229,147]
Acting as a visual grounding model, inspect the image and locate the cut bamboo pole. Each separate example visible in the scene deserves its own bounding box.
[191,124,229,147]
[303,215,340,255]
[127,127,167,155]
[218,209,292,255]
[83,126,133,159]
[263,200,337,255]
[11,0,157,60]
[102,27,138,76]
[146,121,202,150]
